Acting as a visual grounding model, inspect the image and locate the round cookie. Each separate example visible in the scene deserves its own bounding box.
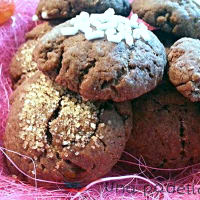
[4,71,133,186]
[126,80,200,170]
[132,0,200,39]
[35,0,131,20]
[34,12,167,102]
[10,22,53,89]
[168,38,200,102]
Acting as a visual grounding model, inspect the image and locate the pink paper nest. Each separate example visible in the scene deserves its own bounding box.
[1,0,200,200]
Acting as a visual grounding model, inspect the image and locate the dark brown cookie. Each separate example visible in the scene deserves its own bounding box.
[4,71,133,186]
[132,0,200,39]
[10,22,53,89]
[126,80,200,170]
[34,15,166,102]
[35,0,131,20]
[168,38,200,102]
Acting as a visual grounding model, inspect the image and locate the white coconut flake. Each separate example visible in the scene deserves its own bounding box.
[130,21,139,29]
[85,30,105,40]
[130,14,139,28]
[97,22,112,31]
[59,9,149,46]
[60,27,79,36]
[90,18,101,28]
[79,11,90,20]
[90,13,109,23]
[107,33,123,43]
[109,15,119,28]
[140,30,151,41]
[117,23,125,32]
[125,34,134,47]
[130,14,138,23]
[132,29,142,40]
[104,8,115,16]
[139,23,148,30]
[78,23,92,33]
[69,17,77,25]
[105,28,117,36]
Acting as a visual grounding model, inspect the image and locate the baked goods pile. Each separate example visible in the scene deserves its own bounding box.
[4,0,200,187]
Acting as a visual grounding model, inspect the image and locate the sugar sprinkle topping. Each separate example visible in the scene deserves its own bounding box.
[18,74,103,155]
[16,41,38,74]
[59,8,149,46]
[19,74,61,151]
[49,94,99,151]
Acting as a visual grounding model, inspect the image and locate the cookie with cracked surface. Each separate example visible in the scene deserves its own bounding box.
[132,0,200,39]
[34,19,166,102]
[4,71,133,186]
[125,80,200,171]
[168,38,200,102]
[10,22,53,89]
[35,0,131,20]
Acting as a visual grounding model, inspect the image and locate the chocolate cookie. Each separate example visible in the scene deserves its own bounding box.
[132,0,200,39]
[35,0,131,21]
[10,22,53,89]
[126,80,200,170]
[4,71,133,186]
[34,11,167,102]
[168,38,200,102]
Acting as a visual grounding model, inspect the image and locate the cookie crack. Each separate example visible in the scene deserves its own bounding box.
[112,103,129,124]
[158,158,168,168]
[56,47,64,76]
[58,159,87,180]
[46,98,62,145]
[151,96,171,112]
[139,37,161,58]
[179,117,186,159]
[99,138,107,151]
[79,58,97,86]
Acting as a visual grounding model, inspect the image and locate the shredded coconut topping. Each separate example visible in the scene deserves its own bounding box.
[58,8,149,46]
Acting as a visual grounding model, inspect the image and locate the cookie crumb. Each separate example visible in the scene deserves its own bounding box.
[32,15,39,21]
[41,11,49,19]
[75,152,80,156]
[12,175,18,179]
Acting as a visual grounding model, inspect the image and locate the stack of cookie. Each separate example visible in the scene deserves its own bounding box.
[6,0,200,186]
[125,0,200,173]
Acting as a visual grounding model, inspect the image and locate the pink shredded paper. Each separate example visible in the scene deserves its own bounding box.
[0,0,200,199]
